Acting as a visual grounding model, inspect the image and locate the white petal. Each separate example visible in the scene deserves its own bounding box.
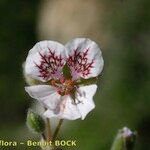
[44,85,97,120]
[25,85,61,109]
[75,84,97,120]
[65,38,104,79]
[44,95,81,120]
[25,41,66,82]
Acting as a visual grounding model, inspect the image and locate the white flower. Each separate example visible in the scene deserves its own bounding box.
[25,38,104,120]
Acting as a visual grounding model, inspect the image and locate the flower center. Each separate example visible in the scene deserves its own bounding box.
[51,79,75,96]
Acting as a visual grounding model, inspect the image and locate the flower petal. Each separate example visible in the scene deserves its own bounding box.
[65,38,104,80]
[75,84,97,120]
[25,85,61,109]
[44,85,97,120]
[44,95,81,120]
[25,41,66,82]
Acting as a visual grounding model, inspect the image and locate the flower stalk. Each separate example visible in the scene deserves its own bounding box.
[46,118,52,141]
[52,119,64,142]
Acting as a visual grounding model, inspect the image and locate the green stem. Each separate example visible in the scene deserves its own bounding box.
[46,117,52,141]
[52,119,64,142]
[44,107,52,141]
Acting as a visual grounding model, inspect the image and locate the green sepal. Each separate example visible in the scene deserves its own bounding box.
[28,78,44,85]
[63,63,72,79]
[25,77,52,86]
[76,77,98,86]
[26,109,45,134]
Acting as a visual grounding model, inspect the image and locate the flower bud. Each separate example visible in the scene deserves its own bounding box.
[111,127,137,150]
[26,109,45,134]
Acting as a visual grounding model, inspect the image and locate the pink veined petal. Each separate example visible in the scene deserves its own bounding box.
[75,84,97,120]
[25,85,61,110]
[44,95,81,120]
[65,38,104,80]
[25,41,66,82]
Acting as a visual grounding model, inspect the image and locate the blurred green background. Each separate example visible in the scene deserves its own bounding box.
[0,0,150,150]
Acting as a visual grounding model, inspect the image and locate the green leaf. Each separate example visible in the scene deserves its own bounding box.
[63,63,72,79]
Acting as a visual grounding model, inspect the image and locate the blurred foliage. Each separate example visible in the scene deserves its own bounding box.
[0,0,150,150]
[0,0,38,121]
[0,0,39,149]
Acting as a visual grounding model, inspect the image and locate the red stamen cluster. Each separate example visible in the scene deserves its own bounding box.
[35,49,64,80]
[67,48,94,77]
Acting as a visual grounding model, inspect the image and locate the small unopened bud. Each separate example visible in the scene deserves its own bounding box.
[26,109,45,134]
[111,127,137,150]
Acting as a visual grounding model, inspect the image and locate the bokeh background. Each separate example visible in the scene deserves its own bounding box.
[0,0,150,149]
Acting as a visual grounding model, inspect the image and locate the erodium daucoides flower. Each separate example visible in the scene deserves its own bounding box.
[25,38,104,120]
